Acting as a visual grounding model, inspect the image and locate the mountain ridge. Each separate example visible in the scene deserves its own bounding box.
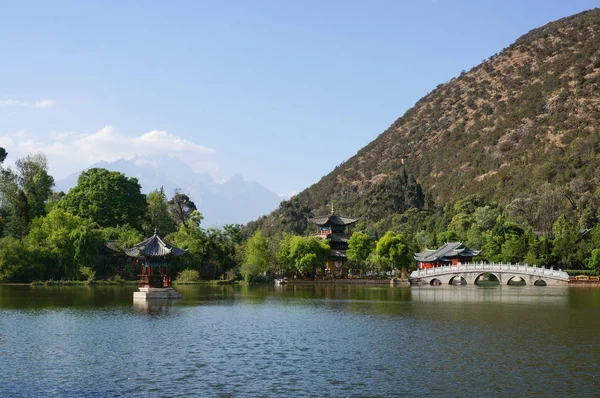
[250,8,600,236]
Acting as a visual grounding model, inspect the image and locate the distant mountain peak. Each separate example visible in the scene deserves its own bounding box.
[55,157,281,226]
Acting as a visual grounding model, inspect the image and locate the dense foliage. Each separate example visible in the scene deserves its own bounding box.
[0,153,242,283]
[57,168,147,230]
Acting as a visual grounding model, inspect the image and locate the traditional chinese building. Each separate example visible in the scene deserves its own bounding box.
[414,242,480,269]
[309,209,358,277]
[125,230,187,300]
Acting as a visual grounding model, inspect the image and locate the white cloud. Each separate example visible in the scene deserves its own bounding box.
[35,99,56,108]
[0,98,56,109]
[0,126,219,179]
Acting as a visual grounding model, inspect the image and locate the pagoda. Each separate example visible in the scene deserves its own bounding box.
[308,206,358,277]
[414,242,480,269]
[125,230,187,300]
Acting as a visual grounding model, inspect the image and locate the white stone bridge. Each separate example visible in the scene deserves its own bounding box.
[410,262,569,286]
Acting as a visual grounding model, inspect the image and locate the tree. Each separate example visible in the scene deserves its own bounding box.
[347,231,372,274]
[168,218,210,277]
[0,147,7,164]
[15,154,55,220]
[100,225,144,279]
[223,224,244,246]
[0,236,44,282]
[146,187,176,235]
[372,231,411,273]
[8,190,30,238]
[241,229,270,282]
[70,220,104,273]
[588,248,600,270]
[0,153,54,237]
[552,215,579,267]
[286,236,330,277]
[169,190,198,227]
[57,168,146,230]
[26,208,89,280]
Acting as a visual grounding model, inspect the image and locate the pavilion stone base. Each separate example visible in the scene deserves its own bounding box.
[133,287,183,300]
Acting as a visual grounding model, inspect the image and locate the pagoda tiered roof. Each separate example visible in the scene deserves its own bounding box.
[414,242,480,262]
[308,214,358,226]
[124,231,187,258]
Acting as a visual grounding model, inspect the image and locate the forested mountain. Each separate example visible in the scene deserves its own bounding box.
[252,9,600,240]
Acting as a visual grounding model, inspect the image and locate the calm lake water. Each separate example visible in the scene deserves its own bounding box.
[1,284,599,397]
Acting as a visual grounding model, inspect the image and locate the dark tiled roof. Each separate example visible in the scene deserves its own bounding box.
[330,249,347,258]
[326,234,351,243]
[308,213,358,226]
[104,240,119,253]
[414,242,480,262]
[124,233,187,258]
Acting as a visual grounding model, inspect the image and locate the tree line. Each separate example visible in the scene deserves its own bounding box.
[0,150,242,283]
[1,148,598,284]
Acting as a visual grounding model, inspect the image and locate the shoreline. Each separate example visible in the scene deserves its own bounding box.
[2,279,600,287]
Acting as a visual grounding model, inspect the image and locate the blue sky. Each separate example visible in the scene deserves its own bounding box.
[0,0,597,197]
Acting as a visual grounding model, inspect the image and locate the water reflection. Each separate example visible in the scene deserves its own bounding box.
[412,285,570,305]
[132,298,179,314]
[0,284,598,397]
[0,285,138,309]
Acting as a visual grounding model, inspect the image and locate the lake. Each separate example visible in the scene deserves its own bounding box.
[1,284,599,397]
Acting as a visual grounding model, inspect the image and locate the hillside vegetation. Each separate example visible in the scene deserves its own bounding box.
[247,9,600,271]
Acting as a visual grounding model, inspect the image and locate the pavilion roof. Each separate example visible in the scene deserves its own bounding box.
[414,242,480,262]
[124,231,187,258]
[308,213,358,226]
[330,249,347,258]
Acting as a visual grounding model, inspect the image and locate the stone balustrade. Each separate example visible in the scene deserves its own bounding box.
[410,262,569,286]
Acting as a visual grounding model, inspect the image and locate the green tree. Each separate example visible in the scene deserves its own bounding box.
[0,153,55,237]
[146,187,176,235]
[26,208,88,280]
[275,233,296,275]
[71,220,104,273]
[588,248,600,270]
[347,231,372,274]
[241,229,270,282]
[286,236,330,277]
[169,190,198,228]
[552,215,579,267]
[7,190,30,238]
[100,225,144,279]
[0,237,42,282]
[57,168,147,230]
[372,231,411,273]
[15,154,55,220]
[168,219,210,277]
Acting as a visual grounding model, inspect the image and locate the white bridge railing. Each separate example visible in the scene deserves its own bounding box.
[410,262,569,280]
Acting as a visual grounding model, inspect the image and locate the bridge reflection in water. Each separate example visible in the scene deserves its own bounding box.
[410,285,569,305]
[410,262,569,286]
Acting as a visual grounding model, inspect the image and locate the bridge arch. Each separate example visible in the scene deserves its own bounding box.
[430,278,442,286]
[507,276,527,286]
[533,279,547,286]
[474,272,500,285]
[449,275,467,285]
